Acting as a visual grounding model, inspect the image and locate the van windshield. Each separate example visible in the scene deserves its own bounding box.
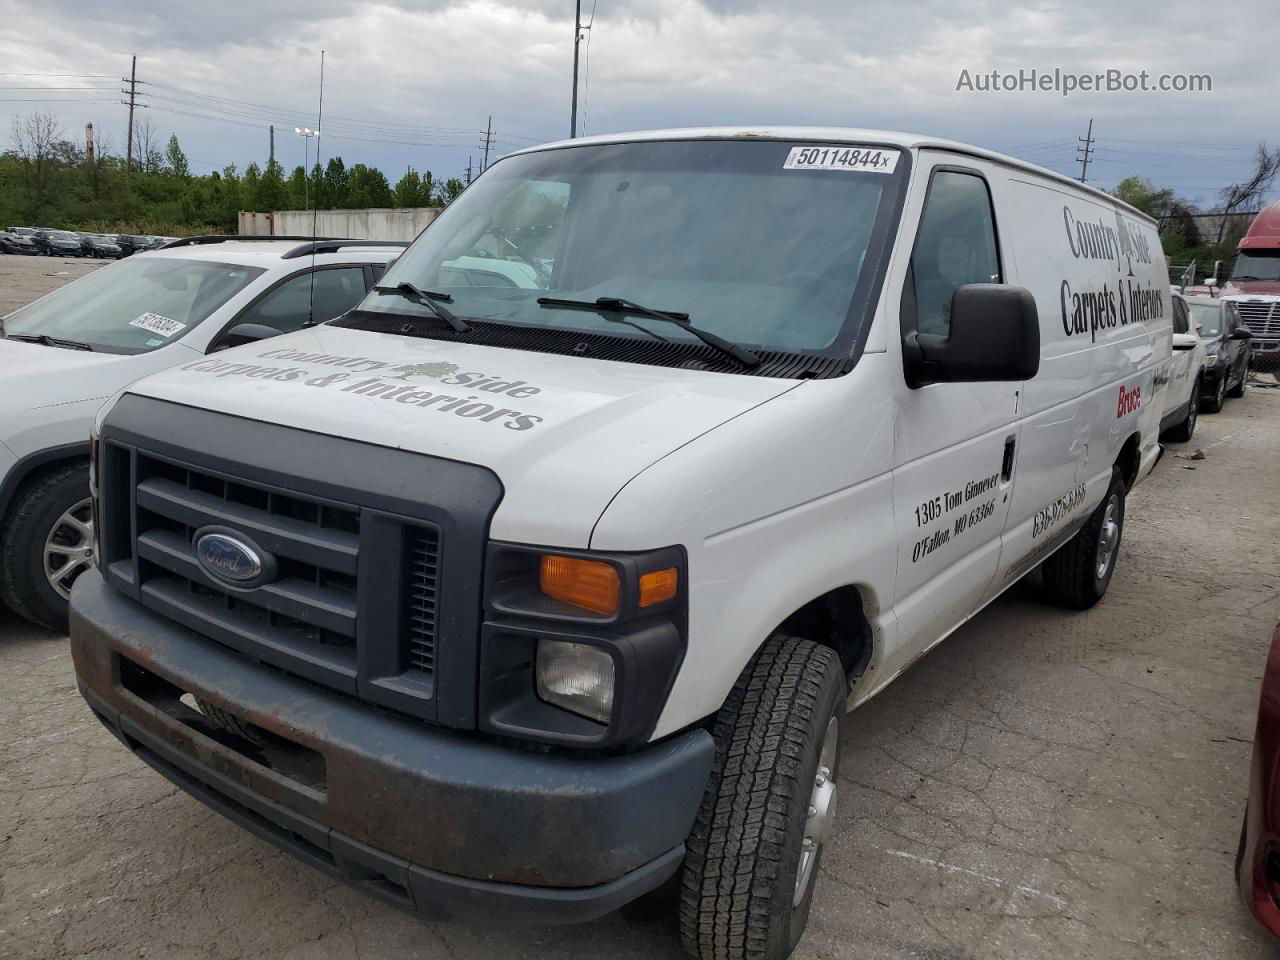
[1232,250,1280,281]
[1,256,264,354]
[355,139,906,371]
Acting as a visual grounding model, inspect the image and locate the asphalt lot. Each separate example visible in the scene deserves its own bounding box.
[2,251,1279,958]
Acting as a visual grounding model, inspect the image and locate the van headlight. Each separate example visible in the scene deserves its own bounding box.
[536,639,615,722]
[482,543,687,746]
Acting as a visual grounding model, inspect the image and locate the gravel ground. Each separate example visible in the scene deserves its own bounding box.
[0,254,108,316]
[1,251,1278,958]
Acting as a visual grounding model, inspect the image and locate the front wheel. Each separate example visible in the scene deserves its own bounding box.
[1228,367,1247,399]
[1041,467,1125,609]
[680,635,845,960]
[1202,373,1226,413]
[0,463,93,631]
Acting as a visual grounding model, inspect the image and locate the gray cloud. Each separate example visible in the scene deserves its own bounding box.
[2,0,1277,204]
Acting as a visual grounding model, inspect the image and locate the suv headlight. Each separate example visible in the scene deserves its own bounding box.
[482,543,687,746]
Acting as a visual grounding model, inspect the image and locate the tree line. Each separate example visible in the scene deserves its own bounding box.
[1,111,465,235]
[1109,143,1280,280]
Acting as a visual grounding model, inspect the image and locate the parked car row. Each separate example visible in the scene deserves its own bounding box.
[1,226,178,258]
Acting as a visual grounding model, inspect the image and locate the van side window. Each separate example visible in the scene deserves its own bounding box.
[910,171,1001,337]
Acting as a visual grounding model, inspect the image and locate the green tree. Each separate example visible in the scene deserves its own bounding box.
[165,133,190,179]
[440,177,465,204]
[287,165,308,208]
[348,164,393,208]
[257,158,288,212]
[393,168,435,207]
[1111,176,1175,219]
[241,161,262,210]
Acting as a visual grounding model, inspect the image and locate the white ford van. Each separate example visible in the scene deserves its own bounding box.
[70,128,1172,960]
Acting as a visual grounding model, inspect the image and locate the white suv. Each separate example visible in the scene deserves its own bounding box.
[0,237,405,629]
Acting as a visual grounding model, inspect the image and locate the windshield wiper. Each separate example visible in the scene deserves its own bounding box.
[537,296,761,369]
[6,333,94,351]
[373,282,471,334]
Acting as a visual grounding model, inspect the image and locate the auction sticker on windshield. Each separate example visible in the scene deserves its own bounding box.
[783,145,899,173]
[129,313,187,338]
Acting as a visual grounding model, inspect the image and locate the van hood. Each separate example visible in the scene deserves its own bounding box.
[121,325,799,545]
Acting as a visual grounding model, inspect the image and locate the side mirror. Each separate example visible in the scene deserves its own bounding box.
[904,283,1040,387]
[1172,332,1199,351]
[1230,327,1253,341]
[216,322,283,350]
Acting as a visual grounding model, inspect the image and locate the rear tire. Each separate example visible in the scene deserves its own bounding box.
[1164,379,1199,442]
[1041,467,1125,609]
[0,463,92,632]
[679,635,845,960]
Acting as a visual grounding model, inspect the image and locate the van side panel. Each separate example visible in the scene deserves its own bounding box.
[590,356,900,740]
[991,175,1170,592]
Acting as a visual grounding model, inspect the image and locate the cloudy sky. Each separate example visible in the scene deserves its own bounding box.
[2,0,1277,207]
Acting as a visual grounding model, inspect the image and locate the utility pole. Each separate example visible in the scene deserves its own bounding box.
[123,54,137,180]
[85,123,94,166]
[480,116,494,171]
[1076,118,1095,183]
[466,156,473,186]
[269,125,275,165]
[570,0,582,138]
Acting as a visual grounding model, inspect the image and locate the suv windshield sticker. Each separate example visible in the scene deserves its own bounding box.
[129,312,186,338]
[180,350,546,431]
[783,145,899,174]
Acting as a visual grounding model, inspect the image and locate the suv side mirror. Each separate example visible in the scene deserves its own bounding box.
[904,283,1040,387]
[1230,327,1253,340]
[215,322,283,351]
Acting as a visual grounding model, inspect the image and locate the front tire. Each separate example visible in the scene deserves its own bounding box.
[1202,373,1226,413]
[680,635,845,960]
[0,463,93,632]
[1228,368,1246,399]
[1042,467,1125,609]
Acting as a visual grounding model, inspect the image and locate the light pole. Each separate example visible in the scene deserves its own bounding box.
[294,127,317,209]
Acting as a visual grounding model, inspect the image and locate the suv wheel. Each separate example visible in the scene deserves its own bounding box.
[1042,467,1125,609]
[0,463,93,631]
[1228,367,1247,398]
[680,634,845,960]
[1202,373,1226,413]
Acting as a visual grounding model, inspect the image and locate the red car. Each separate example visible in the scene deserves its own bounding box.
[1238,622,1280,933]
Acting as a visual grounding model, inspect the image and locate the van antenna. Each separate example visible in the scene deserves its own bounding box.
[307,49,326,326]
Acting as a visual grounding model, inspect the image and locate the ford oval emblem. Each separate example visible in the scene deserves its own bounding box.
[194,530,267,586]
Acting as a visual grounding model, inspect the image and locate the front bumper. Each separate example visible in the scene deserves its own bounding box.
[70,571,714,924]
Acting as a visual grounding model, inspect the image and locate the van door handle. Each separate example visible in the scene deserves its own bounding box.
[1001,435,1017,482]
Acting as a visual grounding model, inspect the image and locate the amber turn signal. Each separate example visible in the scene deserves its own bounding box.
[539,555,620,614]
[639,567,679,607]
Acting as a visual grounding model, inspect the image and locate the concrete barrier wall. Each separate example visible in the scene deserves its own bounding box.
[238,207,442,241]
